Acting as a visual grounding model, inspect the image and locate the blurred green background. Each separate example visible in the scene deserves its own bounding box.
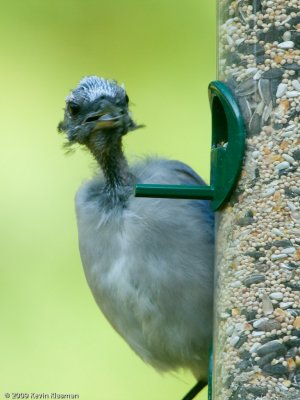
[0,1,215,399]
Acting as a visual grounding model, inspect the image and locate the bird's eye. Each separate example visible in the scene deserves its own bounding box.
[68,101,81,116]
[125,94,129,104]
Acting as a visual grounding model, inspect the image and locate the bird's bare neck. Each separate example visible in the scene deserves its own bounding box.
[88,136,135,193]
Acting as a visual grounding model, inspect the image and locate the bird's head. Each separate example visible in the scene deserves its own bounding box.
[58,76,141,148]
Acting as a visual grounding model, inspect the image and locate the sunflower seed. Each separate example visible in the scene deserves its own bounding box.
[253,70,263,80]
[245,67,258,77]
[286,91,300,98]
[238,97,252,124]
[276,83,288,98]
[271,254,287,260]
[252,330,265,337]
[262,187,275,197]
[262,294,274,315]
[292,80,300,91]
[262,102,273,123]
[259,79,272,104]
[282,154,295,163]
[257,340,287,357]
[236,80,258,97]
[250,342,261,354]
[283,31,292,41]
[270,292,284,301]
[235,37,245,46]
[280,302,294,309]
[262,364,289,376]
[256,319,281,332]
[283,63,300,71]
[262,68,284,80]
[253,317,268,328]
[230,335,240,347]
[249,112,262,135]
[256,101,265,116]
[278,41,295,49]
[281,247,296,254]
[272,228,283,236]
[243,274,266,287]
[293,149,300,160]
[226,34,234,46]
[275,161,290,171]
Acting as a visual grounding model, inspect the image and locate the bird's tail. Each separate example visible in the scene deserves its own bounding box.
[181,381,206,400]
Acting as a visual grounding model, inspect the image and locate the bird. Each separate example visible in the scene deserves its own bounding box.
[58,76,214,396]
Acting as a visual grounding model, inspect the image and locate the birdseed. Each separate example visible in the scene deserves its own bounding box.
[214,1,300,399]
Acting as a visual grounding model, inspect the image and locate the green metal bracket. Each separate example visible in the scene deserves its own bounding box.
[135,81,246,211]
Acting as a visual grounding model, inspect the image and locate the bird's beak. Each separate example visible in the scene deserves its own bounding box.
[94,114,123,129]
[83,108,143,133]
[83,110,122,129]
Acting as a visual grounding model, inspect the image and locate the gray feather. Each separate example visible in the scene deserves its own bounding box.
[76,157,214,380]
[60,76,214,382]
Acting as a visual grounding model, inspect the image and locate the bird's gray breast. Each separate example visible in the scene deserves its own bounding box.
[74,160,214,376]
[74,179,152,332]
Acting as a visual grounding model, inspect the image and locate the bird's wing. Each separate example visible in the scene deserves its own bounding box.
[133,157,207,187]
[164,160,207,186]
[133,157,214,225]
[164,160,215,229]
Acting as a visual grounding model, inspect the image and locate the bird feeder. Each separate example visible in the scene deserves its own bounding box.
[136,1,300,399]
[136,81,246,211]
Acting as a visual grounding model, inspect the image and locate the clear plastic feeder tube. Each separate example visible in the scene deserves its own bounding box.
[213,1,300,399]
